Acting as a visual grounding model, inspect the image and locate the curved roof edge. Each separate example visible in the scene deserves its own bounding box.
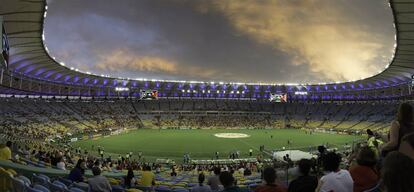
[1,0,413,92]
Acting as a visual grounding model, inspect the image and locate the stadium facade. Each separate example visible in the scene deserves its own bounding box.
[0,0,413,101]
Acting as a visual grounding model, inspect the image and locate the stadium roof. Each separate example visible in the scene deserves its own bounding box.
[1,0,414,90]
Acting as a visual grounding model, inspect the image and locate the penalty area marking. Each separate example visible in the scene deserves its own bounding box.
[214,133,250,139]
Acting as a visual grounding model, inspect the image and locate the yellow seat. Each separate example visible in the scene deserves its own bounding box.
[108,178,120,185]
[0,168,13,191]
[126,189,142,192]
[6,169,17,176]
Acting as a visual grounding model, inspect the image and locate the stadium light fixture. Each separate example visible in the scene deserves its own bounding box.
[115,87,129,92]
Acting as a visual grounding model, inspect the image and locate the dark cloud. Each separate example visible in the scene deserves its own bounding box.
[44,0,394,84]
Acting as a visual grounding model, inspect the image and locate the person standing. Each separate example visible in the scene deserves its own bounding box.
[315,152,353,192]
[288,159,318,192]
[207,167,221,191]
[249,149,253,157]
[382,103,414,156]
[255,167,287,192]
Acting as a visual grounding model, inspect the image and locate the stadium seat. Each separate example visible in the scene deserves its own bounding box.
[126,188,142,192]
[18,175,31,186]
[155,185,172,192]
[34,184,51,192]
[112,185,126,192]
[32,173,48,187]
[53,180,68,188]
[49,182,67,192]
[136,185,153,192]
[72,182,89,191]
[58,177,73,186]
[7,168,17,176]
[69,187,86,192]
[0,167,13,191]
[12,177,27,192]
[27,187,44,192]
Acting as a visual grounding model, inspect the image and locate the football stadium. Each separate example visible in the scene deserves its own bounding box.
[0,0,414,192]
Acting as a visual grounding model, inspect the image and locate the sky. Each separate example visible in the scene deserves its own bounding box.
[44,0,395,84]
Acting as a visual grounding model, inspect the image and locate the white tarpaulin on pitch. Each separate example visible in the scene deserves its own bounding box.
[273,150,316,161]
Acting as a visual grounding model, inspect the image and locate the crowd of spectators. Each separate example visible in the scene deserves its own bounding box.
[1,98,414,191]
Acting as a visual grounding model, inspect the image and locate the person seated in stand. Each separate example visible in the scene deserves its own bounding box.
[255,167,287,192]
[0,141,12,161]
[316,152,353,192]
[192,173,212,192]
[56,156,66,170]
[68,159,86,182]
[288,159,318,192]
[171,168,177,177]
[349,147,379,192]
[88,166,112,192]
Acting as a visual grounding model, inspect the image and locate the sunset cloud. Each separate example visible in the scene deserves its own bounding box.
[94,49,219,80]
[194,0,394,81]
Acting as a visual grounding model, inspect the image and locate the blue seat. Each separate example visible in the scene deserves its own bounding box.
[12,177,27,192]
[49,182,66,192]
[32,174,48,187]
[173,188,188,192]
[34,184,50,192]
[27,187,43,192]
[58,177,73,186]
[156,186,172,192]
[18,175,31,186]
[72,182,89,191]
[112,185,125,192]
[54,180,68,189]
[69,187,85,192]
[137,185,153,192]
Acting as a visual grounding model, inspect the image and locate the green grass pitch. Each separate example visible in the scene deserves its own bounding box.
[71,129,361,162]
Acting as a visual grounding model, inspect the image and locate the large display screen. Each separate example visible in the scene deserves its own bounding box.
[269,93,287,102]
[140,89,158,100]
